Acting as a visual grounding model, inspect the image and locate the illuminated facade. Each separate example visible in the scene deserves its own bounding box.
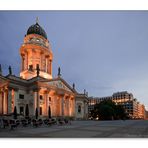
[88,91,145,119]
[20,33,53,80]
[75,92,89,119]
[0,20,88,119]
[137,102,145,119]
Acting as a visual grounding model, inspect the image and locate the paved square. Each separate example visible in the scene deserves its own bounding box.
[0,120,148,138]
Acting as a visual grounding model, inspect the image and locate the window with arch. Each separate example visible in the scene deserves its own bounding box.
[40,95,43,100]
[49,97,51,102]
[78,105,81,113]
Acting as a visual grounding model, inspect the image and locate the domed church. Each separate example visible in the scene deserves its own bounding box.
[0,19,88,119]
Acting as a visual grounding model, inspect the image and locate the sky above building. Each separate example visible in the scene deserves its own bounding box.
[0,11,148,108]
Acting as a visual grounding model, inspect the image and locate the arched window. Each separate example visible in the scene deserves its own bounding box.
[78,105,81,113]
[40,95,43,100]
[49,97,51,102]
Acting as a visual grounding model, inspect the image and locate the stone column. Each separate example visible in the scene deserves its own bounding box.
[11,89,15,112]
[54,96,58,116]
[2,91,4,114]
[49,60,52,75]
[3,91,6,114]
[65,96,69,116]
[67,97,70,116]
[26,52,28,70]
[44,92,48,116]
[45,58,48,72]
[37,90,40,115]
[71,97,75,117]
[64,98,67,116]
[8,89,12,113]
[40,53,43,71]
[51,96,55,116]
[3,89,8,114]
[0,91,2,114]
[53,97,56,116]
[44,93,47,116]
[14,91,17,107]
[61,96,64,117]
[1,92,4,114]
[72,98,74,117]
[33,91,37,115]
[69,98,72,117]
[14,90,18,111]
[22,56,25,71]
[57,97,61,116]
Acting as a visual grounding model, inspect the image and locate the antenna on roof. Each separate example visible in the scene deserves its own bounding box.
[36,17,39,24]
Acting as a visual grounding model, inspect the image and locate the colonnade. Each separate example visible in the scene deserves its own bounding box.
[33,89,75,117]
[0,86,75,118]
[0,87,18,115]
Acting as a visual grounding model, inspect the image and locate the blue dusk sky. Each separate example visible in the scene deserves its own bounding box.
[0,11,148,108]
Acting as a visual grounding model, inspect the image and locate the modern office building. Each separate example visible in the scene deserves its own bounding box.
[88,91,145,119]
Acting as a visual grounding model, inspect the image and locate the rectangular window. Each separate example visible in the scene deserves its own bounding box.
[19,94,24,99]
[40,107,42,115]
[20,106,24,115]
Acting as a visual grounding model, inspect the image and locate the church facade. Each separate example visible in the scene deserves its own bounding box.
[0,20,88,119]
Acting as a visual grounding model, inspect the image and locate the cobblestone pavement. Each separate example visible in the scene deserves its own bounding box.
[0,120,148,138]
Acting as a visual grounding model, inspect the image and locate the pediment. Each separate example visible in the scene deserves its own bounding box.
[47,79,73,92]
